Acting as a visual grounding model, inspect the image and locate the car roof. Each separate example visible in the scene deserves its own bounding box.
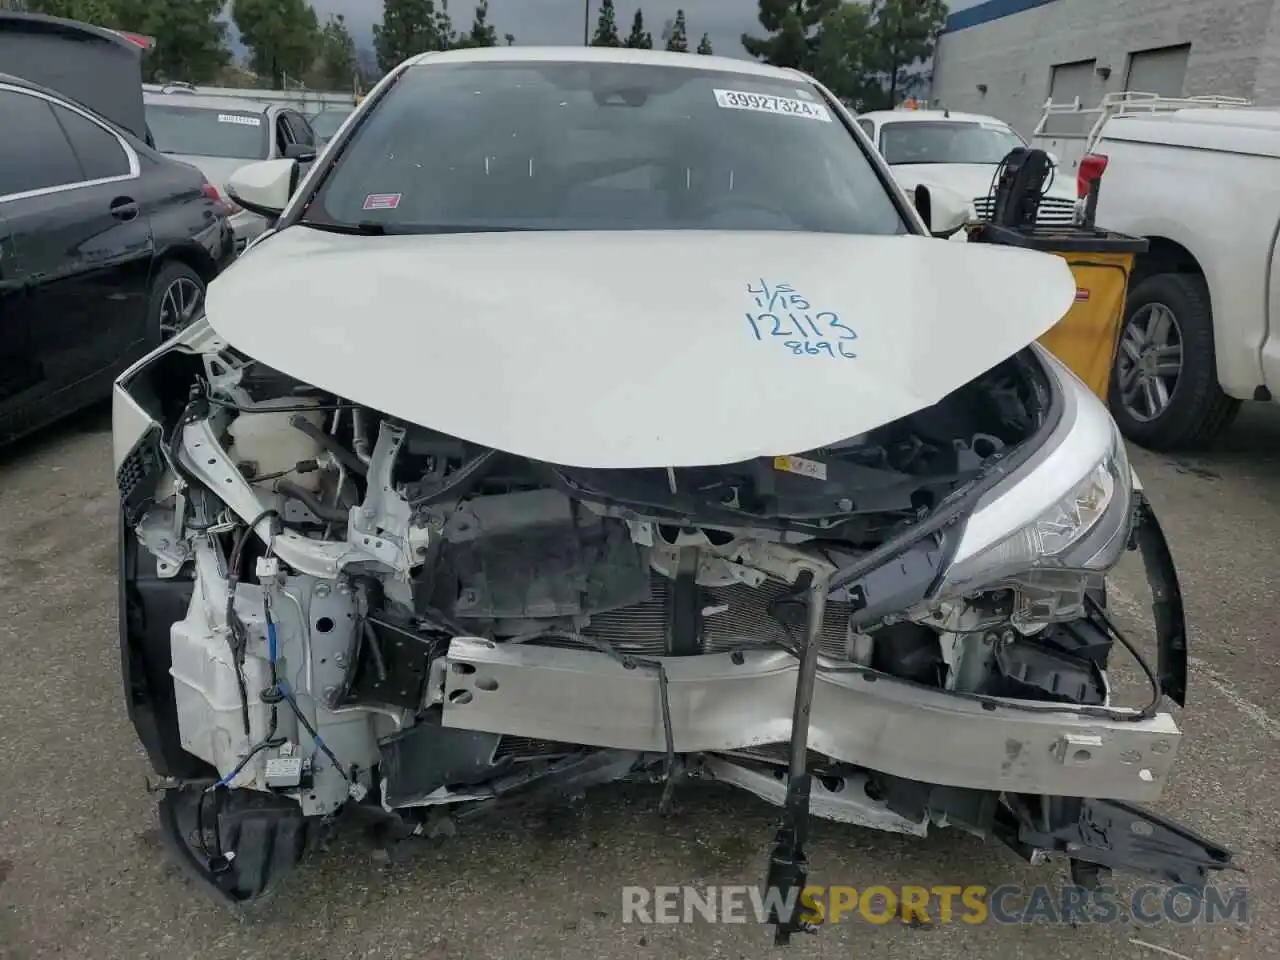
[0,70,45,94]
[860,109,1011,126]
[143,92,273,114]
[1103,108,1280,158]
[1111,107,1280,131]
[403,44,813,82]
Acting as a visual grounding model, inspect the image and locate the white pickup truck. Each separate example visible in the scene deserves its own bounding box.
[1032,92,1280,450]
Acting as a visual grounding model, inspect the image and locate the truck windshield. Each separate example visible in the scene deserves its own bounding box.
[880,121,1025,165]
[301,60,906,235]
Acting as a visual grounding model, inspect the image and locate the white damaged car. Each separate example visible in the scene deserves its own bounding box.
[112,46,1230,938]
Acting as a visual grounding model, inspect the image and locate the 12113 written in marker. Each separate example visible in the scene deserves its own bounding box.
[745,280,857,359]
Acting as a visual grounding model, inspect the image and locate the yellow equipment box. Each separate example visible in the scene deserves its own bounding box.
[967,224,1148,402]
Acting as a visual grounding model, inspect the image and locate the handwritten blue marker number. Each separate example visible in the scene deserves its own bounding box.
[745,280,856,359]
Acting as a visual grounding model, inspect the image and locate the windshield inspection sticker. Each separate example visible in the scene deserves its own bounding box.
[744,280,857,359]
[714,89,831,122]
[362,193,402,211]
[217,113,261,126]
[773,455,828,481]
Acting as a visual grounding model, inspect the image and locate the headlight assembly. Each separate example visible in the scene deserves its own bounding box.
[938,353,1134,626]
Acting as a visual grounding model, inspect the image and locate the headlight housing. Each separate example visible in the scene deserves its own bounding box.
[937,357,1134,627]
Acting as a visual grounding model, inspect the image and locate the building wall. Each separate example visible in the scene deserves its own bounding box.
[931,0,1278,137]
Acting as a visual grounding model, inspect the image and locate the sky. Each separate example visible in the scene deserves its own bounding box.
[312,0,760,56]
[310,0,988,59]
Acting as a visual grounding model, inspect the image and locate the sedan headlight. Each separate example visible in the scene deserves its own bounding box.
[937,353,1134,626]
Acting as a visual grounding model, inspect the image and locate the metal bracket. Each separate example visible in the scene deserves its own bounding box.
[348,422,432,574]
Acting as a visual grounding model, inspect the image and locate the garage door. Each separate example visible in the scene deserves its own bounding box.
[1044,59,1096,135]
[1125,44,1191,97]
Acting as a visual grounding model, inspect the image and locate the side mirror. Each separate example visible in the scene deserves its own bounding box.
[913,182,972,239]
[226,158,299,220]
[282,142,317,163]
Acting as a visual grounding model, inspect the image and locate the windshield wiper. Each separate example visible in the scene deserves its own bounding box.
[299,220,389,236]
[299,221,544,236]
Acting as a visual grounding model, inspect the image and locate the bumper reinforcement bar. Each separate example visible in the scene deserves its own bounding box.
[441,638,1180,801]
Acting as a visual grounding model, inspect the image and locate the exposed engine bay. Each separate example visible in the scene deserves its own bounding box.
[115,330,1231,933]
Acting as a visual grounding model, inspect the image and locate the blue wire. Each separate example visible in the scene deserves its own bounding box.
[214,604,281,790]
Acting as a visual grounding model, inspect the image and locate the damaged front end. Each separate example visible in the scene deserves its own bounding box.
[114,322,1231,935]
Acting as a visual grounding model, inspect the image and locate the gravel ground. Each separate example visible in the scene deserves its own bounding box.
[0,402,1276,960]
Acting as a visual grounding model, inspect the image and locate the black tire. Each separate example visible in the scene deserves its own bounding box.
[148,260,206,345]
[1108,272,1240,452]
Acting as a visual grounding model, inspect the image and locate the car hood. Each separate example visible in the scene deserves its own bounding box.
[204,227,1075,469]
[889,163,1078,202]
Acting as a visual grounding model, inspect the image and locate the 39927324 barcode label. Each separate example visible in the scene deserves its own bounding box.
[713,88,832,122]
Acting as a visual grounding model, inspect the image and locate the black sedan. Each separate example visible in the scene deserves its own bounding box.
[0,71,235,446]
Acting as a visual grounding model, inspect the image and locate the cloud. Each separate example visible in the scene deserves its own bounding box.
[312,0,763,58]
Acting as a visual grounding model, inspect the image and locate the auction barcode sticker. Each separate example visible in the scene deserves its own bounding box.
[218,113,262,126]
[714,89,831,122]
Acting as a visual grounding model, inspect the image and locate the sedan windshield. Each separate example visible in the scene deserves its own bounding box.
[879,121,1025,165]
[301,61,906,235]
[144,104,269,160]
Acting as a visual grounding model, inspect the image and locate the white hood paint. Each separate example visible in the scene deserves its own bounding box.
[205,227,1076,469]
[889,163,1078,203]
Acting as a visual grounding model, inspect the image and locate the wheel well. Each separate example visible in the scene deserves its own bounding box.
[1130,237,1203,290]
[158,243,219,286]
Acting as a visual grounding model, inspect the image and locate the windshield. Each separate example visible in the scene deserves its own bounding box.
[879,121,1025,165]
[144,104,269,160]
[302,61,905,235]
[310,108,352,139]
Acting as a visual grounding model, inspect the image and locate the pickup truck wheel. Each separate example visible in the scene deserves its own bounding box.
[1108,273,1239,451]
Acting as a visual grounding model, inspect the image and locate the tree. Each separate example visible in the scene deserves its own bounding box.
[374,0,446,73]
[21,0,231,84]
[664,8,688,52]
[867,0,949,107]
[810,2,878,108]
[504,31,515,45]
[742,0,839,71]
[140,0,230,84]
[456,0,497,47]
[433,0,457,49]
[623,8,651,49]
[310,13,357,91]
[696,33,713,54]
[16,0,119,23]
[590,0,620,47]
[232,0,319,89]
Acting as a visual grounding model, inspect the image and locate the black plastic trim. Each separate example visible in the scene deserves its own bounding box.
[999,797,1233,889]
[118,509,210,779]
[157,787,308,905]
[1133,492,1188,706]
